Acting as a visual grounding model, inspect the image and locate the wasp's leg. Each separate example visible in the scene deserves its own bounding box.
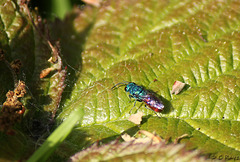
[128,95,135,103]
[136,102,144,111]
[129,99,137,114]
[129,100,144,114]
[145,105,161,118]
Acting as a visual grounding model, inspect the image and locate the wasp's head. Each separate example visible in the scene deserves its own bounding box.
[125,82,136,92]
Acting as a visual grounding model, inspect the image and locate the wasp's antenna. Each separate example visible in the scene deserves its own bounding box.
[111,81,130,90]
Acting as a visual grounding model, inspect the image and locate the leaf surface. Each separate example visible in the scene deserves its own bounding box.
[1,0,240,161]
[56,0,240,160]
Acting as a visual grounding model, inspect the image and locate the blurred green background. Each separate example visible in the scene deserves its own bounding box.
[31,0,85,19]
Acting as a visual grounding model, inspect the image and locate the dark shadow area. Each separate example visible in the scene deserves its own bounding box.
[121,125,140,137]
[23,110,54,140]
[29,0,52,19]
[97,134,121,145]
[30,0,85,19]
[159,95,173,114]
[141,114,152,125]
[50,13,94,116]
[176,83,191,95]
[0,61,14,103]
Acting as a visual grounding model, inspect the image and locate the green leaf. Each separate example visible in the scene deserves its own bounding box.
[54,0,240,160]
[1,0,240,161]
